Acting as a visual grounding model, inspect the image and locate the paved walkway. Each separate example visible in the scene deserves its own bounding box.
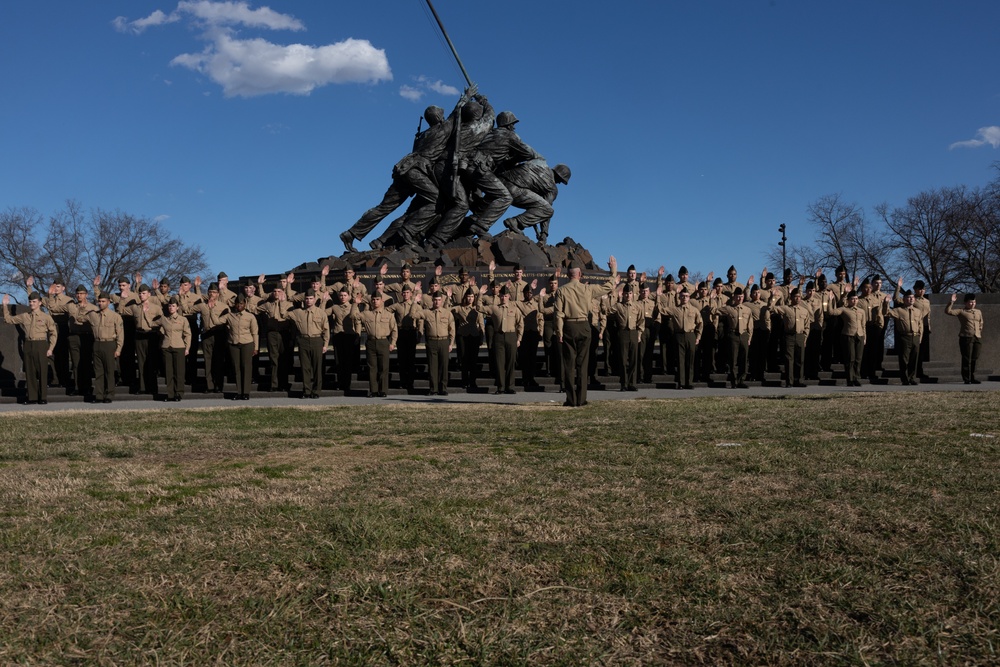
[1,380,996,413]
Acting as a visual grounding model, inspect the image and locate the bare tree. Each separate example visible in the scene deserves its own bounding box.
[876,188,962,294]
[950,184,1000,293]
[0,207,45,289]
[0,200,208,293]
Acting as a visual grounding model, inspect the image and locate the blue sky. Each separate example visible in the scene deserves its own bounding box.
[2,1,998,281]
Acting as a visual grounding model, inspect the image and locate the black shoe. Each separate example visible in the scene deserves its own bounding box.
[67,389,77,396]
[964,380,972,385]
[22,400,37,405]
[494,389,503,395]
[102,399,112,404]
[627,386,638,392]
[503,389,516,395]
[438,390,449,396]
[367,392,376,398]
[683,385,694,390]
[302,394,313,399]
[793,382,807,388]
[38,400,48,405]
[378,392,387,398]
[339,230,357,253]
[240,394,250,400]
[852,380,862,387]
[580,400,589,406]
[737,383,749,389]
[972,379,982,384]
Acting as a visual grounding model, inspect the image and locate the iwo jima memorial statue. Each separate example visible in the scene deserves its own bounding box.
[285,1,600,285]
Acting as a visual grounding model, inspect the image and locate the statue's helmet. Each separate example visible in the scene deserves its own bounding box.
[553,164,572,184]
[496,111,519,128]
[424,105,445,126]
[461,101,483,122]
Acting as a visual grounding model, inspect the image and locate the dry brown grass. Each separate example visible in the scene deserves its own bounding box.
[0,393,998,664]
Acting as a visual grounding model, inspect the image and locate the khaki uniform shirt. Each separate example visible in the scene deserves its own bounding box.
[67,301,99,334]
[859,294,884,327]
[481,302,524,345]
[515,296,544,336]
[883,303,925,339]
[590,295,609,338]
[111,292,138,312]
[43,292,74,318]
[225,310,259,346]
[156,313,191,351]
[259,299,295,329]
[421,306,456,346]
[329,301,361,335]
[288,305,331,347]
[452,304,483,337]
[611,301,645,339]
[356,304,398,346]
[828,303,869,339]
[3,305,57,353]
[553,276,617,339]
[175,290,203,317]
[772,303,814,335]
[388,299,422,332]
[945,303,984,338]
[744,300,771,332]
[661,302,703,337]
[716,304,755,342]
[86,309,125,355]
[128,301,162,333]
[193,300,230,333]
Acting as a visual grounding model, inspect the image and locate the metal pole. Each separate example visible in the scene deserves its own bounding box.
[778,224,787,275]
[424,0,474,88]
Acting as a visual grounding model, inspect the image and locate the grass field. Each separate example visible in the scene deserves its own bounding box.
[0,393,997,665]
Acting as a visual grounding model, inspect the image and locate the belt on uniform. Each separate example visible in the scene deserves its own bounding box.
[564,317,587,322]
[428,336,449,340]
[96,338,117,342]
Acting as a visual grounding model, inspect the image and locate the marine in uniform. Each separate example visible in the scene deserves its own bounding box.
[225,296,259,400]
[659,287,703,389]
[387,285,422,390]
[828,290,869,386]
[66,285,98,397]
[480,286,524,394]
[636,284,658,383]
[515,284,543,390]
[715,287,753,388]
[769,287,813,387]
[452,288,484,390]
[610,284,644,391]
[192,281,231,393]
[554,257,619,406]
[540,274,562,389]
[155,297,191,401]
[287,289,330,398]
[258,285,295,392]
[127,285,163,395]
[420,291,456,395]
[87,293,125,403]
[881,290,924,385]
[329,289,361,392]
[355,292,397,397]
[2,292,57,404]
[945,293,984,384]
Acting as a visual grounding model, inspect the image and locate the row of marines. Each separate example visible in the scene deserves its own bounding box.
[3,261,986,406]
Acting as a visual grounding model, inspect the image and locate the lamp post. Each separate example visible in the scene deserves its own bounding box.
[778,224,787,275]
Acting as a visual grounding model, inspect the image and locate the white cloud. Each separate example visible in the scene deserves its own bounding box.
[418,76,459,96]
[399,75,460,102]
[115,1,390,96]
[399,85,424,102]
[949,126,1000,150]
[172,34,391,97]
[177,0,304,31]
[112,9,180,35]
[153,214,171,223]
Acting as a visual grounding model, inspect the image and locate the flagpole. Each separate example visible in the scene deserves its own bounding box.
[424,0,474,88]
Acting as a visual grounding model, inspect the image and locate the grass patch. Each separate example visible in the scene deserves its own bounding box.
[0,394,997,664]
